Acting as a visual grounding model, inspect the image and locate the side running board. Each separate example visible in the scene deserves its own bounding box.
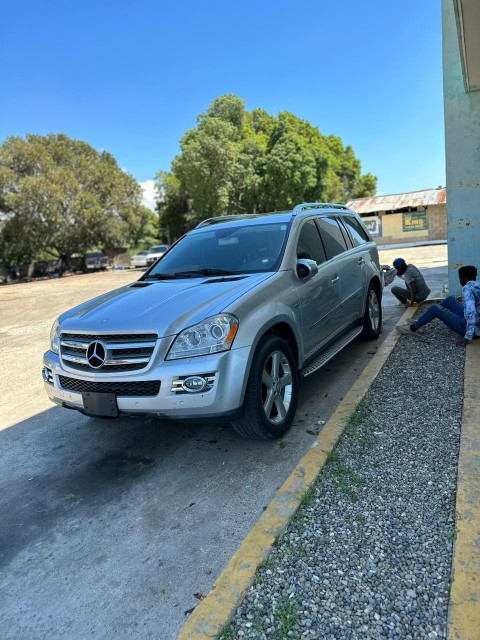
[301,326,363,378]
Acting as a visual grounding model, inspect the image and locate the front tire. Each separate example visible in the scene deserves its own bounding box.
[361,282,382,339]
[232,336,298,440]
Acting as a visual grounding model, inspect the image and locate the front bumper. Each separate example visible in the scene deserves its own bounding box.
[42,346,251,419]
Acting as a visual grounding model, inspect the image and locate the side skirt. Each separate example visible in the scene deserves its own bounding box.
[301,325,363,378]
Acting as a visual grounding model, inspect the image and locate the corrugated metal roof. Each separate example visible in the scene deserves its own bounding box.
[346,188,446,215]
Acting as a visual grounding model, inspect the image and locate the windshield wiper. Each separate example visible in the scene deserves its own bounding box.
[173,268,238,277]
[144,273,182,280]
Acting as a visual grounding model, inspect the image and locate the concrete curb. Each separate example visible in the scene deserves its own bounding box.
[178,307,416,640]
[448,340,480,639]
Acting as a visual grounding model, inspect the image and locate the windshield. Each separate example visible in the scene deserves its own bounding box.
[146,222,289,278]
[149,245,168,253]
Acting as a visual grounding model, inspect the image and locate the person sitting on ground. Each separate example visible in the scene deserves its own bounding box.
[396,265,480,346]
[383,258,431,307]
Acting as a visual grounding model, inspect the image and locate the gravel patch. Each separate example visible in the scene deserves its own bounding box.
[221,312,465,640]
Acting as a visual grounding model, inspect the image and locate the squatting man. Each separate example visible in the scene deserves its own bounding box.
[382,258,431,307]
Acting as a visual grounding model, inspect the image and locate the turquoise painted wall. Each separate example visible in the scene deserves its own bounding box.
[442,0,480,295]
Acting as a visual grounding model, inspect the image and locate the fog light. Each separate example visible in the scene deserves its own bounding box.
[171,373,215,394]
[182,376,207,392]
[42,367,54,385]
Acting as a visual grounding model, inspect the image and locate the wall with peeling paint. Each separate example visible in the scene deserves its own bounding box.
[443,0,480,295]
[427,204,447,240]
[361,205,447,246]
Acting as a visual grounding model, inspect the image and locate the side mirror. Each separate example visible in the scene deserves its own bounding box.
[296,258,318,279]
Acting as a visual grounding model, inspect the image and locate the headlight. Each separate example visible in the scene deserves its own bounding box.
[166,314,239,360]
[50,318,61,354]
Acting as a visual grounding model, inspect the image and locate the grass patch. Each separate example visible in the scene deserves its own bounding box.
[259,555,280,572]
[326,448,365,502]
[348,397,369,429]
[300,484,317,508]
[218,622,235,640]
[272,597,299,639]
[343,398,379,460]
[254,554,280,586]
[294,542,309,557]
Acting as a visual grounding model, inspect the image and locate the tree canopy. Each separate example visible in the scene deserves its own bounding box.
[156,95,377,238]
[0,133,151,267]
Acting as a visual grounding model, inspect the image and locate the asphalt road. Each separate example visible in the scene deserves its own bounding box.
[0,245,447,640]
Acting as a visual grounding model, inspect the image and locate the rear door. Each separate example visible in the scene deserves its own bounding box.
[295,219,341,359]
[338,215,373,319]
[315,216,359,329]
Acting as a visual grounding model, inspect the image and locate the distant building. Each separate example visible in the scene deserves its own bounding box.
[346,187,446,246]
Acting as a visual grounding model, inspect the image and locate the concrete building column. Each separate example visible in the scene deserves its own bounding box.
[442,0,480,295]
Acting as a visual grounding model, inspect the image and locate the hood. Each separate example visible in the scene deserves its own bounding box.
[59,273,273,337]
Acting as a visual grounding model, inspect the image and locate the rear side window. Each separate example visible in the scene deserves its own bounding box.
[315,217,348,260]
[296,220,327,265]
[342,216,370,246]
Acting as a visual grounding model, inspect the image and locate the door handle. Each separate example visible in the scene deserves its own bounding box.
[331,276,339,284]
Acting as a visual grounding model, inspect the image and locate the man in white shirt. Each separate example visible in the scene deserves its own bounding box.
[397,265,480,346]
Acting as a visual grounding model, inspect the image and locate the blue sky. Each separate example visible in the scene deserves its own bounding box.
[0,0,444,203]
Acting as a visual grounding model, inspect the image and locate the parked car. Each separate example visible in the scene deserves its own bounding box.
[77,251,108,273]
[130,250,149,268]
[43,203,383,440]
[146,244,169,266]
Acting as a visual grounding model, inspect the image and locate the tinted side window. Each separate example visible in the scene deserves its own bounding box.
[342,216,370,246]
[315,217,348,260]
[296,220,327,265]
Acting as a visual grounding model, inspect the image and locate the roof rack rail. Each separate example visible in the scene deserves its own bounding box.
[291,202,349,216]
[196,215,241,229]
[195,213,270,229]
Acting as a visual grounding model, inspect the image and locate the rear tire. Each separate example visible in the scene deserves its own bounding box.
[232,336,298,440]
[361,282,382,339]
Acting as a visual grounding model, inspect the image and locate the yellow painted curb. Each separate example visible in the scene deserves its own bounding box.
[448,340,480,640]
[178,307,416,639]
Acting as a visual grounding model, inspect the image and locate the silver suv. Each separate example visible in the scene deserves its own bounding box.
[43,203,383,439]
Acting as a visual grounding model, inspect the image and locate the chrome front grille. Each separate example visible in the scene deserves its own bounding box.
[60,333,158,372]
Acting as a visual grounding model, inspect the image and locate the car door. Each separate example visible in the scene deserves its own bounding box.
[338,215,372,319]
[315,216,358,330]
[295,219,341,359]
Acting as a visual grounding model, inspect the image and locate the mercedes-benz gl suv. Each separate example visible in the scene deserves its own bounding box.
[43,203,383,439]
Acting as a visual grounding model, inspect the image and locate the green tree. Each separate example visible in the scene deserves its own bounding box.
[172,95,247,218]
[0,133,144,267]
[261,112,329,210]
[155,94,377,234]
[129,206,159,250]
[155,171,192,242]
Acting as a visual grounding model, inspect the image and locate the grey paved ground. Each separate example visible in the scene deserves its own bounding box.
[0,245,447,640]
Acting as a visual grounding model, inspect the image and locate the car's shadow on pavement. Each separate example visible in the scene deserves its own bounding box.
[0,407,282,565]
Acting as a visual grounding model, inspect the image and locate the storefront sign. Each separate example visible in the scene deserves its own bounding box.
[362,216,382,237]
[402,210,428,232]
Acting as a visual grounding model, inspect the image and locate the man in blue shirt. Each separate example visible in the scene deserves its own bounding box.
[397,265,480,345]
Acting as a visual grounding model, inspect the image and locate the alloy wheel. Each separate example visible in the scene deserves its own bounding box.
[261,350,293,424]
[369,288,380,332]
